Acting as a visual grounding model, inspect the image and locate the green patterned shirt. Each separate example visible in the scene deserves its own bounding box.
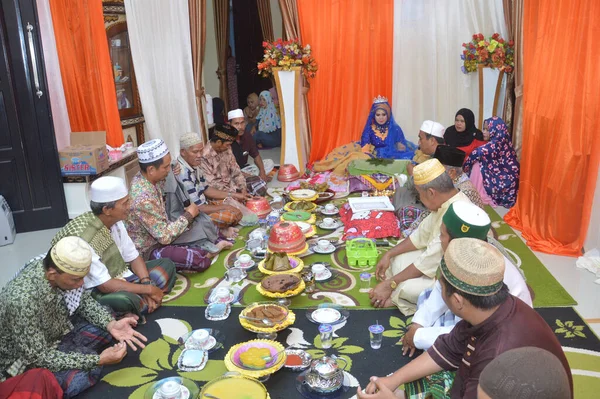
[0,261,114,376]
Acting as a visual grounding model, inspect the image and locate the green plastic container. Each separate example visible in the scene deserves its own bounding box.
[346,238,379,268]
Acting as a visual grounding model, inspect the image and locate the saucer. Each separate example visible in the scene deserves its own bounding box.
[152,386,190,399]
[234,259,256,270]
[185,335,217,351]
[311,307,341,324]
[208,289,236,304]
[314,269,333,282]
[320,208,339,216]
[311,244,336,254]
[317,221,342,230]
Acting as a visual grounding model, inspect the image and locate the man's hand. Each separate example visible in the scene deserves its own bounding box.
[259,171,270,182]
[99,342,127,365]
[363,376,399,396]
[107,317,148,351]
[233,192,252,202]
[147,285,164,304]
[144,295,158,313]
[375,253,391,281]
[369,280,393,308]
[185,202,200,218]
[402,323,422,358]
[172,163,182,176]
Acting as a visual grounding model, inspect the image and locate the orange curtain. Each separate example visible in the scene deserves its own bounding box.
[298,0,393,163]
[504,0,600,256]
[49,0,123,147]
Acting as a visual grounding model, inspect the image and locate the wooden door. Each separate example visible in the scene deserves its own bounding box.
[0,0,68,232]
[232,0,273,108]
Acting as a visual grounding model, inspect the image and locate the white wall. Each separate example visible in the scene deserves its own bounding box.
[584,165,600,252]
[203,0,283,100]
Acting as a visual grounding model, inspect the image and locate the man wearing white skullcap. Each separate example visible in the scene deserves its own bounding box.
[177,131,244,233]
[411,120,446,165]
[51,176,178,318]
[127,140,226,273]
[228,109,273,187]
[0,237,147,398]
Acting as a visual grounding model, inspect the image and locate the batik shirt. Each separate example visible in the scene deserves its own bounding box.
[0,261,113,377]
[126,172,190,259]
[199,144,246,193]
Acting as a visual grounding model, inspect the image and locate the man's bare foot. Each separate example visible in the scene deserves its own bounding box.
[220,227,239,239]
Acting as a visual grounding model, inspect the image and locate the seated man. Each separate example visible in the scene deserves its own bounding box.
[51,176,177,318]
[177,131,244,231]
[0,237,146,398]
[199,124,254,200]
[401,201,532,359]
[126,139,223,272]
[398,145,485,237]
[358,238,572,399]
[411,120,445,166]
[371,159,472,315]
[229,108,273,195]
[478,347,571,399]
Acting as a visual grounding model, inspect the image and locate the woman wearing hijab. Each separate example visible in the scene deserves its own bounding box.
[254,90,282,148]
[444,108,486,160]
[463,116,520,208]
[313,96,415,175]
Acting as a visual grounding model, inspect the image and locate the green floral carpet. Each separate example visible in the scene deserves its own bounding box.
[82,306,599,399]
[161,202,575,310]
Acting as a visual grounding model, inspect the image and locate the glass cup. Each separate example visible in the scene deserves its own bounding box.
[319,324,333,349]
[302,271,316,293]
[369,325,384,349]
[360,273,372,290]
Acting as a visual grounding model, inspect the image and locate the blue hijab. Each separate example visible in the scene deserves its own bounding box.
[359,100,415,159]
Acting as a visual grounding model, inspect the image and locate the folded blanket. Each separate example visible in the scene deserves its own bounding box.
[348,159,410,176]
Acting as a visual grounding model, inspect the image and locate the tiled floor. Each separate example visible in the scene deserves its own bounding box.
[1,146,598,337]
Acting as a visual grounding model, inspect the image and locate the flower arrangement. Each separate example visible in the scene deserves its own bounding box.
[257,38,318,79]
[461,33,514,74]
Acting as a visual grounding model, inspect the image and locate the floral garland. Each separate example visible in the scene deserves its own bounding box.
[257,38,318,79]
[461,33,514,74]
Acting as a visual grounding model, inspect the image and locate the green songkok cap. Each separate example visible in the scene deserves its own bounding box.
[441,238,505,296]
[443,201,491,240]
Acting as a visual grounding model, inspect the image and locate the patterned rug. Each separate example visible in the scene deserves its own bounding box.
[82,307,599,399]
[160,200,575,309]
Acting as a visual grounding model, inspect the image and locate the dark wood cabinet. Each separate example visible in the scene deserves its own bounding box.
[103,1,145,145]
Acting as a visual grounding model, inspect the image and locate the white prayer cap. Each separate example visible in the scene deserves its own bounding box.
[137,139,169,163]
[228,109,244,120]
[180,132,202,149]
[51,237,92,277]
[420,120,445,138]
[90,176,128,203]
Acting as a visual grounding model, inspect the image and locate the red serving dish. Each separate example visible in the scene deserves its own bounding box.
[278,164,300,182]
[246,197,272,218]
[268,222,306,254]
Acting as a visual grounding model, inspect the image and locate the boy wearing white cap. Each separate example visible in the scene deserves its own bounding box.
[0,237,146,398]
[228,108,273,186]
[127,139,223,273]
[51,176,178,318]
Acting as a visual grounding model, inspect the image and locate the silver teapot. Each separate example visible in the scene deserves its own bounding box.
[304,355,347,393]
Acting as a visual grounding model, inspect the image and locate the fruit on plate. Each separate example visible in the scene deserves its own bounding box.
[261,274,300,293]
[239,347,271,369]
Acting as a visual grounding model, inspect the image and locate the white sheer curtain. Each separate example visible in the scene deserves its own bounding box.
[36,0,71,150]
[392,0,506,142]
[124,0,200,154]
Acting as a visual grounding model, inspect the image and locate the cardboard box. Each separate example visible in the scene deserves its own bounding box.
[59,132,109,175]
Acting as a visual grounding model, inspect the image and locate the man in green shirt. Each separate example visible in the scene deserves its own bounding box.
[0,237,147,398]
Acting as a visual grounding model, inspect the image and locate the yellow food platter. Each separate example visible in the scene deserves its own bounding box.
[256,279,306,298]
[258,256,304,275]
[289,189,318,202]
[284,201,317,213]
[224,339,287,379]
[239,305,296,333]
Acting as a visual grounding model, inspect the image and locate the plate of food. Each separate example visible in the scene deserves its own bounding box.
[258,253,304,275]
[225,339,287,378]
[257,274,305,298]
[240,302,295,333]
[289,189,318,201]
[284,201,317,212]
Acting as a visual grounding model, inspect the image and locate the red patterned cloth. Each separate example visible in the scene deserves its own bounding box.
[339,203,400,240]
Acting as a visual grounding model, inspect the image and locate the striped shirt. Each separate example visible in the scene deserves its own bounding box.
[176,156,208,206]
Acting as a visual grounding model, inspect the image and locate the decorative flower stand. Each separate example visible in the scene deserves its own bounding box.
[478,65,507,129]
[273,67,306,176]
